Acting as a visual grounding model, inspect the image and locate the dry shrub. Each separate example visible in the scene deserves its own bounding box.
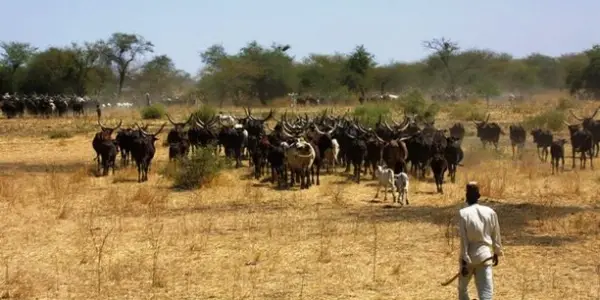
[449,101,486,121]
[163,146,231,190]
[0,175,20,205]
[130,187,169,216]
[112,167,138,183]
[48,130,74,139]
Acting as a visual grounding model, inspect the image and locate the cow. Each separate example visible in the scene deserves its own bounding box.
[92,118,122,176]
[373,165,397,202]
[430,152,448,194]
[285,138,316,189]
[131,123,167,182]
[444,136,464,183]
[449,122,465,141]
[473,114,504,150]
[345,131,368,183]
[509,124,526,158]
[394,172,410,206]
[550,139,567,174]
[165,113,193,160]
[564,122,594,170]
[569,107,600,157]
[530,128,553,162]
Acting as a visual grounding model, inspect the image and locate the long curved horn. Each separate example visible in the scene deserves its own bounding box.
[563,121,572,127]
[373,132,385,143]
[136,123,149,136]
[397,118,410,132]
[313,124,326,135]
[154,123,167,136]
[485,113,490,123]
[591,106,600,119]
[97,117,107,131]
[569,110,583,121]
[261,109,274,122]
[185,113,194,125]
[326,123,338,135]
[165,113,177,125]
[383,121,394,132]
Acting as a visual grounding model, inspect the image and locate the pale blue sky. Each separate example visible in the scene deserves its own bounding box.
[1,0,598,74]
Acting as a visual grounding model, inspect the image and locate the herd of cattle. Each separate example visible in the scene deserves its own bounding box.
[0,94,97,118]
[90,106,600,194]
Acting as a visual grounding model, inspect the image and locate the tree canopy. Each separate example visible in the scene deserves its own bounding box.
[1,33,599,104]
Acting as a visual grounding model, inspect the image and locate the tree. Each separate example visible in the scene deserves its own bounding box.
[134,54,177,96]
[342,45,375,101]
[20,47,79,95]
[0,41,37,92]
[0,42,37,75]
[98,33,154,95]
[422,37,461,97]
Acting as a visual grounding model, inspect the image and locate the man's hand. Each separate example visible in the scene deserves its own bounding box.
[492,254,499,266]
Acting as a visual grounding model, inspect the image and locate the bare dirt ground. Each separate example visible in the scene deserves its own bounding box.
[0,96,599,299]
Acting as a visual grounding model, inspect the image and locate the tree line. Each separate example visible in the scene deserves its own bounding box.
[1,32,599,105]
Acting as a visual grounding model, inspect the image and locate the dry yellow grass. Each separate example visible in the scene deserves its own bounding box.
[0,94,599,299]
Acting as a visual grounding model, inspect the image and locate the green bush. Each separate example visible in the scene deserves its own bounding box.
[163,146,231,190]
[48,130,74,139]
[450,102,486,121]
[523,110,566,131]
[140,104,166,120]
[193,104,218,123]
[352,103,391,128]
[398,90,439,121]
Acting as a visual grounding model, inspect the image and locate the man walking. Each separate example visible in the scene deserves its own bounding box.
[458,182,503,300]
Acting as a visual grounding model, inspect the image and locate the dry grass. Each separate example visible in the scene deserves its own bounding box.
[0,93,599,299]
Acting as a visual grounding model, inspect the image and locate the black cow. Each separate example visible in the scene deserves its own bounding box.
[530,128,553,162]
[473,114,504,150]
[166,113,193,160]
[569,107,600,157]
[564,122,594,170]
[444,136,464,183]
[366,135,385,179]
[218,125,246,168]
[345,131,367,183]
[449,122,465,141]
[509,124,526,158]
[550,139,567,174]
[430,151,448,194]
[92,118,122,176]
[131,123,167,182]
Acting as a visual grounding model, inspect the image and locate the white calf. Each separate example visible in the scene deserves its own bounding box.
[394,172,409,205]
[323,138,340,173]
[374,165,396,202]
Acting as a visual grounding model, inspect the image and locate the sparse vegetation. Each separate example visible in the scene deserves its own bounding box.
[140,103,166,119]
[523,109,566,131]
[399,90,440,121]
[193,104,218,123]
[2,24,600,299]
[352,103,391,127]
[48,129,74,139]
[450,102,486,121]
[163,146,231,190]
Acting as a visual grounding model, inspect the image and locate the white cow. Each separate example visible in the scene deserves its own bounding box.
[374,165,396,202]
[394,172,409,206]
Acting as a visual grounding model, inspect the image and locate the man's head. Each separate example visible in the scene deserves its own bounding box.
[465,181,480,205]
